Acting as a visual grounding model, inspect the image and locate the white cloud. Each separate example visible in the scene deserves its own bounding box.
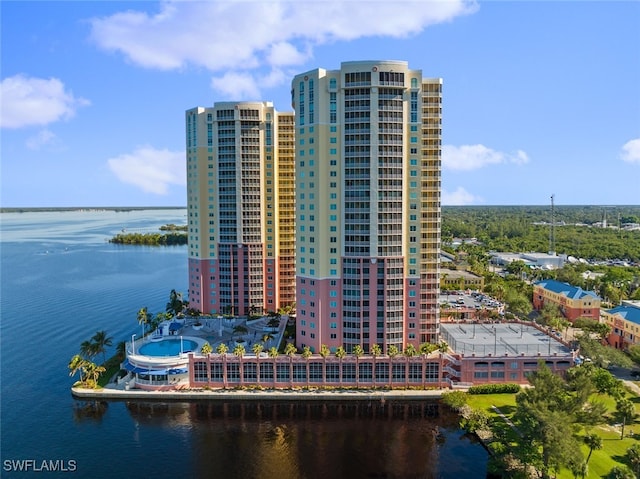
[107,146,186,195]
[0,74,89,129]
[26,129,59,150]
[210,72,261,100]
[210,67,297,100]
[442,187,482,205]
[89,1,477,95]
[442,144,530,171]
[267,42,310,67]
[621,138,640,165]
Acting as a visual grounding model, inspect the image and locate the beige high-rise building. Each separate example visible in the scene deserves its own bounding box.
[185,102,295,316]
[291,61,442,353]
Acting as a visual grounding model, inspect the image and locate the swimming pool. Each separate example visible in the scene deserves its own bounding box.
[138,338,199,357]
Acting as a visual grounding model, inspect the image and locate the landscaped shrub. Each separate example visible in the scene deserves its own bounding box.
[441,390,468,411]
[467,384,520,395]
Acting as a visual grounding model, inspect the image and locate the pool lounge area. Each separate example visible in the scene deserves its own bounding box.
[120,315,286,391]
[123,335,207,390]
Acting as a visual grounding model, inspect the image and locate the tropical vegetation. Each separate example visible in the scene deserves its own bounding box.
[445,362,640,479]
[109,231,187,245]
[68,330,113,388]
[442,205,640,262]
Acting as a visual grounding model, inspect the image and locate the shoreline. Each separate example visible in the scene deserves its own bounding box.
[71,386,448,401]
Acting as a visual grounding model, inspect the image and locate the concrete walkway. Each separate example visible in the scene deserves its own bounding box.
[72,385,448,401]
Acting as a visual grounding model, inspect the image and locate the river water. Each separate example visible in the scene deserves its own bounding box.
[0,209,488,478]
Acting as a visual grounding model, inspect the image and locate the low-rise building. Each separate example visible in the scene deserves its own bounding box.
[490,252,565,270]
[440,322,575,385]
[532,279,601,322]
[602,301,640,349]
[440,268,484,291]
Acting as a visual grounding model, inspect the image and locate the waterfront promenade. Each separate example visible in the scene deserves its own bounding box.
[71,384,447,401]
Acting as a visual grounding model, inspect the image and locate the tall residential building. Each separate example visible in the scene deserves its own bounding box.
[185,102,296,316]
[291,60,442,354]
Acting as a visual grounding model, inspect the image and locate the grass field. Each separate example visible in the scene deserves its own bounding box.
[464,387,640,478]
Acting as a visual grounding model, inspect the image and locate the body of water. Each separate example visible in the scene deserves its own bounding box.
[0,209,488,478]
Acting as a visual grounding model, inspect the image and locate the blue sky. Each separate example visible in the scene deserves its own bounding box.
[1,1,639,207]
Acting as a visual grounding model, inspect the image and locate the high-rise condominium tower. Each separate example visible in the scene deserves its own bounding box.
[291,61,442,353]
[185,102,296,316]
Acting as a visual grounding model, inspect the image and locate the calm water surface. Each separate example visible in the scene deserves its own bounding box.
[0,209,488,478]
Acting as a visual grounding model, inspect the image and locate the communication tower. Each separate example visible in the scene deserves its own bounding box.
[549,194,556,255]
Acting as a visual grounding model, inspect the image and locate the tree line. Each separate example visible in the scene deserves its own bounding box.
[109,231,187,245]
[442,205,640,262]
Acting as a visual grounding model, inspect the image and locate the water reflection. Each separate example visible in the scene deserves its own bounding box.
[124,400,487,479]
[72,400,109,423]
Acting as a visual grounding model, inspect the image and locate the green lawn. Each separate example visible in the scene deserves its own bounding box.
[464,389,640,478]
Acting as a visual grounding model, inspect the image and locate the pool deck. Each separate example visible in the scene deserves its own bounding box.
[71,383,448,401]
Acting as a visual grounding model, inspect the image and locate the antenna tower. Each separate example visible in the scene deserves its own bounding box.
[549,194,555,255]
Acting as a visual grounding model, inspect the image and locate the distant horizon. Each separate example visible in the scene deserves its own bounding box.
[2,204,639,212]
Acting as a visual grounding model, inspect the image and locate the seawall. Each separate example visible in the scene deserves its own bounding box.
[71,386,447,401]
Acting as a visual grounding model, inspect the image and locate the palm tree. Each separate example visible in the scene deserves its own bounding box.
[267,316,280,331]
[150,312,170,331]
[233,343,246,357]
[584,433,602,465]
[284,342,297,387]
[233,343,246,385]
[232,325,248,342]
[80,340,98,359]
[91,330,113,365]
[353,345,364,387]
[371,344,381,388]
[302,346,312,388]
[68,354,88,384]
[319,344,330,384]
[201,342,213,355]
[419,343,437,387]
[268,346,279,386]
[83,361,105,389]
[252,342,264,385]
[166,289,184,316]
[284,342,297,356]
[335,346,346,384]
[403,344,418,384]
[437,341,449,388]
[419,342,437,356]
[115,341,126,361]
[616,398,636,439]
[217,343,228,387]
[404,344,417,357]
[199,342,213,383]
[387,345,399,387]
[261,332,274,347]
[137,307,150,336]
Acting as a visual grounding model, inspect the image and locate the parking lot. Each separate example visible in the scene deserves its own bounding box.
[440,290,504,315]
